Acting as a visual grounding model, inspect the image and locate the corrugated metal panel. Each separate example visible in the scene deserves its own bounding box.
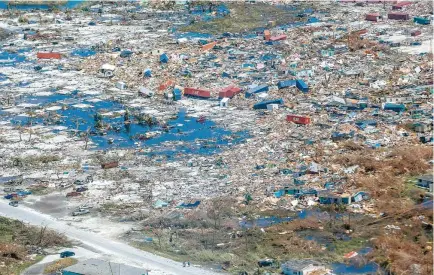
[253,99,284,109]
[296,79,309,93]
[277,80,297,89]
[245,84,269,98]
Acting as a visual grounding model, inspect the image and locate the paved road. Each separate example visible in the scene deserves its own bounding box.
[0,201,221,275]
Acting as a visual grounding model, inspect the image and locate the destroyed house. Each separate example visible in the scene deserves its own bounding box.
[318,191,369,205]
[318,190,351,205]
[282,259,326,275]
[274,187,302,198]
[417,175,433,190]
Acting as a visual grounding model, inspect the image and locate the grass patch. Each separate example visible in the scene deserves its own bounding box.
[44,258,78,274]
[0,216,70,274]
[180,3,303,34]
[7,254,44,275]
[331,238,369,257]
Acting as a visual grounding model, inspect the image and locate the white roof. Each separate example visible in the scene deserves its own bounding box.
[221,97,230,103]
[100,63,116,71]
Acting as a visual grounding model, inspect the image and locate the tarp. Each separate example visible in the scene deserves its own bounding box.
[202,41,217,51]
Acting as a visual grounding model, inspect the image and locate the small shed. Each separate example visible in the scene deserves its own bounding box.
[220,97,229,108]
[417,175,433,191]
[281,259,326,275]
[138,87,154,97]
[116,81,126,90]
[100,64,115,78]
[318,190,351,205]
[267,104,278,111]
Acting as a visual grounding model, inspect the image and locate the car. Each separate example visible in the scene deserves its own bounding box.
[60,251,75,258]
[258,258,278,268]
[74,175,93,185]
[72,209,90,216]
[9,201,18,207]
[75,186,88,192]
[4,194,14,200]
[3,187,15,192]
[59,182,72,188]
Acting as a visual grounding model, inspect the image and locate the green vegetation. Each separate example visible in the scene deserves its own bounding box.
[180,3,302,34]
[331,238,368,256]
[44,258,78,274]
[9,255,44,275]
[0,217,70,275]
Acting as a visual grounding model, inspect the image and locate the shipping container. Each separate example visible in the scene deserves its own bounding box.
[184,87,211,98]
[365,13,380,22]
[296,79,309,93]
[245,84,269,98]
[411,30,421,36]
[218,86,242,99]
[414,17,431,25]
[264,30,271,41]
[286,114,311,125]
[277,80,297,89]
[253,99,284,109]
[116,81,126,90]
[37,52,61,59]
[392,1,412,9]
[269,35,287,41]
[382,103,405,112]
[101,161,118,169]
[388,12,409,20]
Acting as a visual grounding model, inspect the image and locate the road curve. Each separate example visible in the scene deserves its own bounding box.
[0,200,221,275]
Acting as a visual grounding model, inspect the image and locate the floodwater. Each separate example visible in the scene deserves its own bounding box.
[1,93,249,155]
[0,0,85,10]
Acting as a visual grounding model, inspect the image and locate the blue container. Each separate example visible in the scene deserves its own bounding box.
[120,50,133,58]
[296,79,309,93]
[277,80,297,89]
[160,53,169,63]
[414,17,431,25]
[245,84,269,98]
[173,88,182,101]
[253,98,284,109]
[222,72,231,78]
[143,69,151,77]
[383,103,405,112]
